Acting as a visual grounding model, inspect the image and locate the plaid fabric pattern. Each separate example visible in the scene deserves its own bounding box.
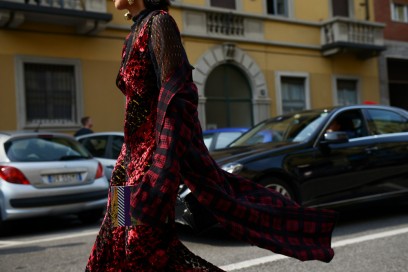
[125,10,337,263]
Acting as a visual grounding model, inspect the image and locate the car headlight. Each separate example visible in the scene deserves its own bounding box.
[221,162,243,174]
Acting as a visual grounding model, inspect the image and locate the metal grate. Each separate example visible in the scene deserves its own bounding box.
[24,62,77,125]
[24,0,86,11]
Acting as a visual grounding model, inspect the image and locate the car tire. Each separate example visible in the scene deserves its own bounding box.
[0,218,10,236]
[0,220,4,236]
[78,208,104,224]
[260,177,295,201]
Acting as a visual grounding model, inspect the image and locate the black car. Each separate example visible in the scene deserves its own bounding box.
[177,104,408,230]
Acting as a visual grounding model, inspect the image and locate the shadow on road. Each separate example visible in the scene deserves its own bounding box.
[330,200,408,237]
[176,223,247,246]
[0,215,102,238]
[1,200,406,244]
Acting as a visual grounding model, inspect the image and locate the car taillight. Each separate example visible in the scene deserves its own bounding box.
[0,166,30,185]
[95,162,104,179]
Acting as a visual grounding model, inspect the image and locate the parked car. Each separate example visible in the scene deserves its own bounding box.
[76,128,249,178]
[203,127,248,151]
[76,132,124,180]
[177,104,408,231]
[0,131,108,233]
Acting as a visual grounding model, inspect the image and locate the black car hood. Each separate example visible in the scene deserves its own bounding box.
[210,141,300,165]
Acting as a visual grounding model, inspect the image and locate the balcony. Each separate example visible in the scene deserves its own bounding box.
[0,0,112,35]
[321,17,386,59]
[182,10,263,41]
[206,12,245,37]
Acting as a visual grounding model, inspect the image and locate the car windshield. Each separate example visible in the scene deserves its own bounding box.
[203,131,246,150]
[230,111,329,147]
[4,136,92,162]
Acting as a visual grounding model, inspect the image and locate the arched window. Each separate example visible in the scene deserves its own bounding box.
[205,64,252,129]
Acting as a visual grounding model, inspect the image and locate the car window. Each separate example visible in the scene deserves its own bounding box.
[203,133,215,150]
[214,132,243,149]
[325,109,367,139]
[231,111,329,146]
[5,136,90,162]
[78,136,109,158]
[366,109,408,135]
[111,136,124,160]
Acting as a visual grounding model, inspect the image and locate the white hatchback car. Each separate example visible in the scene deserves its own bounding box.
[76,132,124,181]
[0,131,108,233]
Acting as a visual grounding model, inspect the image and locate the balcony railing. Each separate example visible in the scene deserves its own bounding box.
[15,0,105,13]
[321,17,386,58]
[206,12,245,37]
[0,0,112,35]
[25,0,84,10]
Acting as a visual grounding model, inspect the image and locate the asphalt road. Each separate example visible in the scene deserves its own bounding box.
[0,203,407,272]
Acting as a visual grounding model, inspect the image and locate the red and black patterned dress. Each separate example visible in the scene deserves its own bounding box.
[86,9,224,272]
[86,9,337,272]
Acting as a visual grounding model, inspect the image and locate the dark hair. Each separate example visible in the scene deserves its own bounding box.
[81,116,90,126]
[143,0,171,11]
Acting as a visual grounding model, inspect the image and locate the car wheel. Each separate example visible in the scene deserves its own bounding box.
[260,177,295,201]
[0,220,4,236]
[0,218,10,236]
[78,208,104,224]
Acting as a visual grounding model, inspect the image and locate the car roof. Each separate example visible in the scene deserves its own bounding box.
[76,131,124,138]
[0,131,75,142]
[330,104,407,112]
[203,127,249,134]
[270,104,408,119]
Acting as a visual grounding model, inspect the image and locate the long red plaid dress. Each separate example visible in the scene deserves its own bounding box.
[86,9,337,271]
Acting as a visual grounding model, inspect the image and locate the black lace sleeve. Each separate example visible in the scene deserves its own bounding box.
[149,12,186,89]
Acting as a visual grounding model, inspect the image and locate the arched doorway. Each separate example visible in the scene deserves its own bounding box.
[205,64,252,129]
[192,44,270,129]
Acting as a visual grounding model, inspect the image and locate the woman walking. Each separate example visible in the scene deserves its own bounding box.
[86,0,338,271]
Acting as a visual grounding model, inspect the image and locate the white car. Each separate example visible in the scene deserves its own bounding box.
[76,132,124,181]
[0,131,108,234]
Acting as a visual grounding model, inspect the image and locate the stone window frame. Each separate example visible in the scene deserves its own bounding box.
[275,71,311,115]
[332,75,361,106]
[391,2,408,23]
[15,55,83,130]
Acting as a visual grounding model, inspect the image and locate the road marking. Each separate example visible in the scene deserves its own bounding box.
[0,230,97,249]
[1,226,408,270]
[220,226,408,271]
[0,241,22,247]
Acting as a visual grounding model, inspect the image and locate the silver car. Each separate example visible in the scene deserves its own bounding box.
[76,131,124,180]
[0,131,108,233]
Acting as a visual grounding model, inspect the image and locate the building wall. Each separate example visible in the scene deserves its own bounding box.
[177,0,381,119]
[374,0,408,42]
[373,0,408,107]
[0,1,128,133]
[0,54,17,129]
[0,0,383,132]
[294,0,330,21]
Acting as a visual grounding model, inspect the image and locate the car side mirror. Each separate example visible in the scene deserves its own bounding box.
[322,131,349,144]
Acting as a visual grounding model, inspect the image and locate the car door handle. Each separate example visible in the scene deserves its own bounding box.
[106,165,114,169]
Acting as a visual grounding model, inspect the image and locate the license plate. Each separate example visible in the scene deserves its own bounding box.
[46,173,83,184]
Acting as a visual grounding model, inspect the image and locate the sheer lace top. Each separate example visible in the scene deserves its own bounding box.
[112,9,186,187]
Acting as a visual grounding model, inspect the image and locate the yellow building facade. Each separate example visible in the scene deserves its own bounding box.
[0,0,385,132]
